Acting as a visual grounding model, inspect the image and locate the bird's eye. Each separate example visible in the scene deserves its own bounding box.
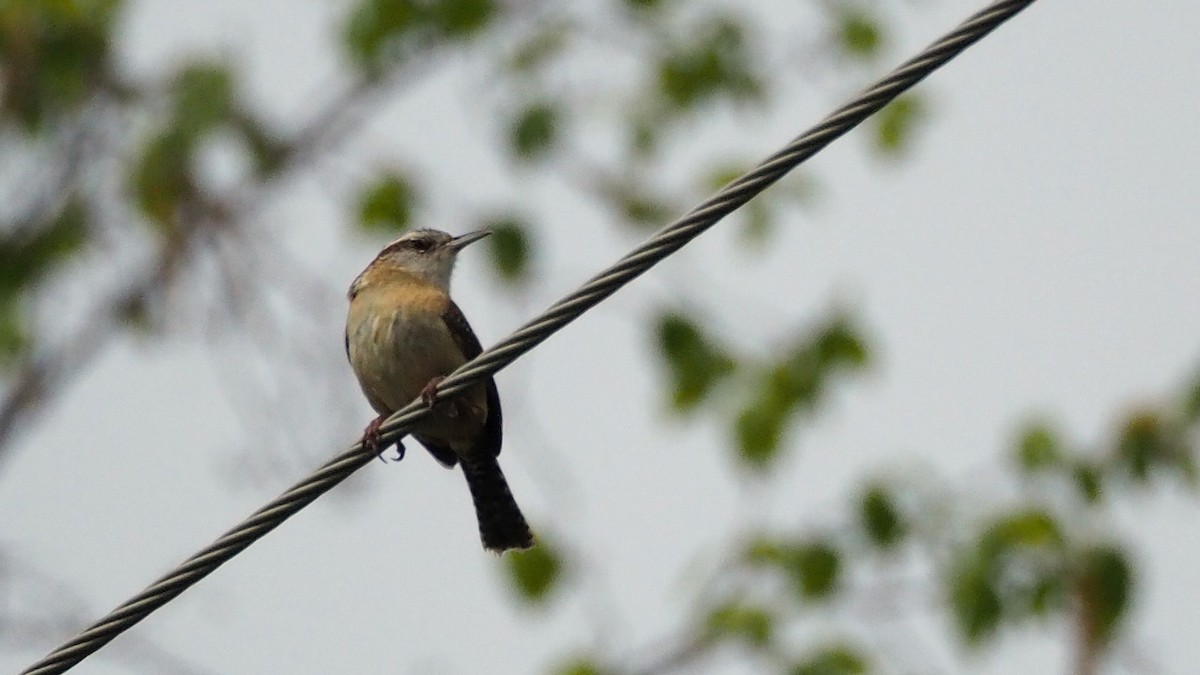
[410,239,433,253]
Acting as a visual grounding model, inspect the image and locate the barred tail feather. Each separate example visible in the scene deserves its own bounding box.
[460,454,533,552]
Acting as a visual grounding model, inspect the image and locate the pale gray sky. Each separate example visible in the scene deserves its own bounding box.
[4,1,1200,674]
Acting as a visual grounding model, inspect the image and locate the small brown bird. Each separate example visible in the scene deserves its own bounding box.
[345,228,533,553]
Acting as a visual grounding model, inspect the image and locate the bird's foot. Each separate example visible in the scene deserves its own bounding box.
[361,416,389,463]
[361,417,407,463]
[420,376,446,408]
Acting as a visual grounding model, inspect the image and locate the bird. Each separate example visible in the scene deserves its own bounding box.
[345,228,534,553]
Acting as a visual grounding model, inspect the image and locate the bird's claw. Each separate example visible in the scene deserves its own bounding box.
[361,417,407,464]
[421,376,446,408]
[362,416,386,462]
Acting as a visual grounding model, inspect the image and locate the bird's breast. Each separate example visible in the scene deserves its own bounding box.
[346,287,464,415]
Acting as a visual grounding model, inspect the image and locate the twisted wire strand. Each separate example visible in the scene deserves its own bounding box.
[22,1,1036,672]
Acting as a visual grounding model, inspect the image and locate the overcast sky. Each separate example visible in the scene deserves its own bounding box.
[4,1,1200,673]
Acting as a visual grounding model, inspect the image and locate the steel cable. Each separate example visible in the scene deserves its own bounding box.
[21,0,1037,672]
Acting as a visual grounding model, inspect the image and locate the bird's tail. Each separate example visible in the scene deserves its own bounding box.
[460,453,534,553]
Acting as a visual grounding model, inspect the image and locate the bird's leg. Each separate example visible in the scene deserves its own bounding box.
[361,415,402,463]
[420,376,446,408]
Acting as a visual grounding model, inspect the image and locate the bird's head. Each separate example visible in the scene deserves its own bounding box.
[357,228,491,293]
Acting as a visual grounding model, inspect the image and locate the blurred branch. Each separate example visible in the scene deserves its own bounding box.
[4,116,96,243]
[0,62,424,465]
[0,214,195,461]
[628,633,712,675]
[1074,613,1100,675]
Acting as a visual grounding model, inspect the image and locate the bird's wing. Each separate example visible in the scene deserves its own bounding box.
[441,299,483,359]
[442,300,503,457]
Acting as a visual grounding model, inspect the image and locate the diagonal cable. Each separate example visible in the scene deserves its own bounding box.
[21,0,1037,672]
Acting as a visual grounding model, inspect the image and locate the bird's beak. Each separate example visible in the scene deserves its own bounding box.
[446,230,492,252]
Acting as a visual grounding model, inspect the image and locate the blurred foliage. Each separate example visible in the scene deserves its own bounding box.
[656,311,736,412]
[1015,420,1063,473]
[858,483,905,549]
[704,602,775,647]
[656,15,763,112]
[344,0,496,73]
[0,2,1195,675]
[704,163,818,245]
[505,538,565,604]
[745,535,843,601]
[786,541,842,600]
[552,657,606,675]
[872,94,925,156]
[509,100,561,161]
[1077,544,1133,647]
[580,379,1190,672]
[835,7,883,61]
[790,645,868,675]
[0,0,119,129]
[357,171,418,233]
[734,316,868,469]
[483,216,533,283]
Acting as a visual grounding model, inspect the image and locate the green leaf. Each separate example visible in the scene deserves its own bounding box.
[656,312,735,412]
[952,510,1072,629]
[0,0,119,129]
[859,484,904,549]
[1183,369,1200,423]
[873,95,924,156]
[735,403,783,469]
[704,602,773,647]
[657,16,762,110]
[1072,460,1104,504]
[172,62,234,138]
[1077,545,1133,646]
[483,217,531,282]
[510,101,559,160]
[616,190,671,227]
[625,0,663,11]
[553,657,604,675]
[343,0,496,72]
[427,0,495,37]
[0,198,90,295]
[744,536,786,565]
[837,9,882,59]
[790,645,868,675]
[505,540,563,603]
[980,509,1063,558]
[784,541,841,600]
[814,319,869,369]
[357,172,416,233]
[1114,410,1186,482]
[132,129,193,228]
[1015,421,1062,473]
[1028,569,1067,616]
[0,295,27,364]
[950,559,1002,644]
[734,317,868,470]
[343,0,418,70]
[37,198,88,256]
